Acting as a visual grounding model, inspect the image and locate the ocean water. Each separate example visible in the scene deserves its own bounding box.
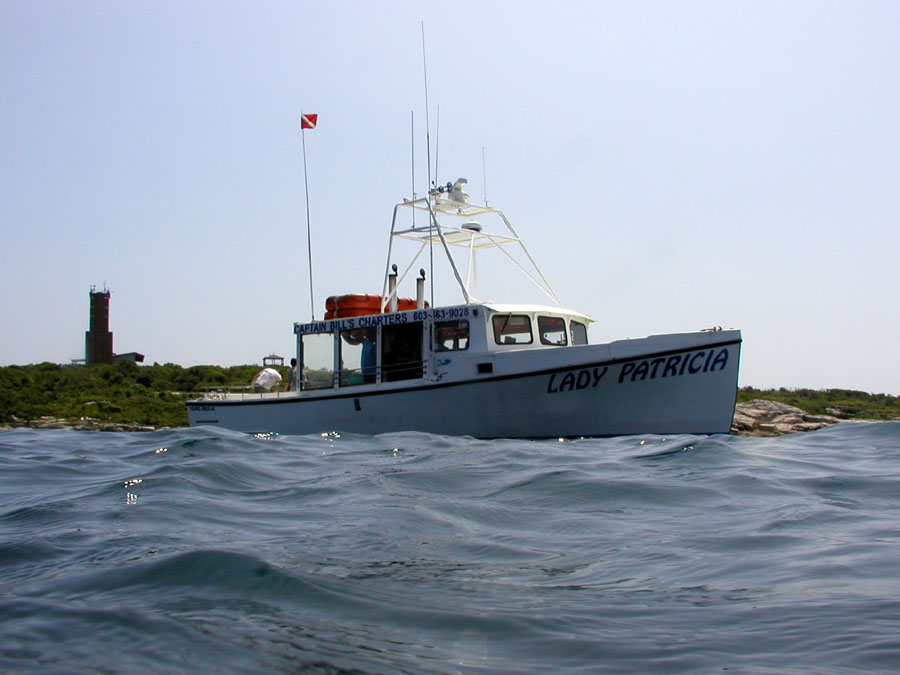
[1,423,899,673]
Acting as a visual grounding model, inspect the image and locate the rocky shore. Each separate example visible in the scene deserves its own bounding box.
[1,401,878,436]
[730,399,865,435]
[3,415,157,433]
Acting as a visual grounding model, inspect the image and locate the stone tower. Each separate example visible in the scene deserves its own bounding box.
[85,286,113,365]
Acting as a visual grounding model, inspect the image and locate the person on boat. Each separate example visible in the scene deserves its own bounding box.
[251,367,282,393]
[360,330,376,383]
[285,358,297,391]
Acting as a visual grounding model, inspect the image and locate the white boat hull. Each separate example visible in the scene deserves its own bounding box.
[188,330,741,438]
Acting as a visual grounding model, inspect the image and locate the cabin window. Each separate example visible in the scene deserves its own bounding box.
[571,321,588,345]
[300,332,335,390]
[434,320,469,351]
[492,314,533,345]
[538,316,567,346]
[339,327,376,386]
[382,321,423,382]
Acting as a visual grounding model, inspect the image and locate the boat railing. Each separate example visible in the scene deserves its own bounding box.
[201,357,431,399]
[201,385,295,401]
[379,359,425,383]
[301,358,429,392]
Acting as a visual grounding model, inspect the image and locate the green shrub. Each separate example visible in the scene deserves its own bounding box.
[737,387,900,420]
[0,363,272,428]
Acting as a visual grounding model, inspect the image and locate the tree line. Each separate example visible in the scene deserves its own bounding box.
[0,362,269,428]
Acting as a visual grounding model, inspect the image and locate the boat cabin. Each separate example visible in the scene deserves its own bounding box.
[292,303,592,391]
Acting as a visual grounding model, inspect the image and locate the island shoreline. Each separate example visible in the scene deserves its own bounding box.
[2,364,897,436]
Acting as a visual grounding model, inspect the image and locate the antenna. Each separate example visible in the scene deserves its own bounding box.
[434,105,440,186]
[482,147,488,206]
[410,110,416,228]
[421,23,433,192]
[421,22,435,307]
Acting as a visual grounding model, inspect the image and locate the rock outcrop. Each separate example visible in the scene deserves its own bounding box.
[731,400,843,436]
[2,415,156,432]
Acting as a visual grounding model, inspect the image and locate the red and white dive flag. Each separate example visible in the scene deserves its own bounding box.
[300,113,318,130]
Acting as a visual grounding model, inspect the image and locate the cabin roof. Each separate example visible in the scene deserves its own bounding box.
[480,302,595,324]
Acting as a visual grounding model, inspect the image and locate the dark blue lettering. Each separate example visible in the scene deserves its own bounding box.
[688,351,705,374]
[547,373,559,393]
[616,348,731,385]
[632,360,649,381]
[576,370,591,389]
[549,367,608,394]
[711,348,729,371]
[663,355,680,377]
[703,350,715,372]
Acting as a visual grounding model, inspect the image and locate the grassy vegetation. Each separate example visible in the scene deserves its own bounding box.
[737,387,900,421]
[0,362,270,428]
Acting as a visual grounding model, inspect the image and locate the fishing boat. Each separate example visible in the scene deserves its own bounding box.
[187,178,741,437]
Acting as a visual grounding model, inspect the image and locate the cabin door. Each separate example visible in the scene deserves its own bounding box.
[381,322,423,382]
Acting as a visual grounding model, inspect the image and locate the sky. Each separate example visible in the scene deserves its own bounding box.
[2,0,899,394]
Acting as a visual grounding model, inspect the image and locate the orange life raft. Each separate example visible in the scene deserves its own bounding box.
[324,294,426,320]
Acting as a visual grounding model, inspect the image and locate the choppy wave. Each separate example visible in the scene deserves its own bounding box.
[1,423,899,672]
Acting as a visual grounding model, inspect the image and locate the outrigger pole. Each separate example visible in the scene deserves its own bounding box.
[300,111,318,321]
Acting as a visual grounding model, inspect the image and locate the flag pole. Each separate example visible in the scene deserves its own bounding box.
[300,112,316,321]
